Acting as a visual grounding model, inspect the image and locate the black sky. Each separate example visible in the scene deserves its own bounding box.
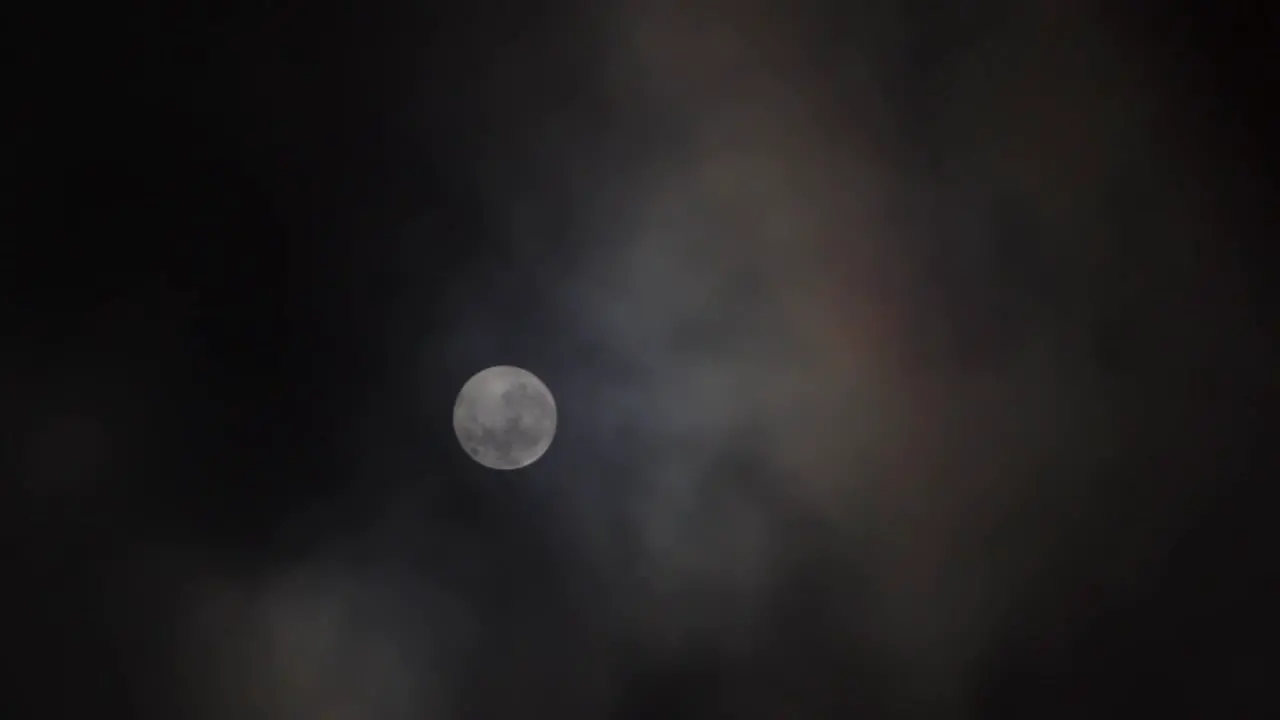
[7,1,1277,718]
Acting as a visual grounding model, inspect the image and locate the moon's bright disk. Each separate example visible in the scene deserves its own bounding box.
[453,365,557,470]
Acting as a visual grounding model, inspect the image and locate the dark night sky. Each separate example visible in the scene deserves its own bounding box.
[6,1,1277,718]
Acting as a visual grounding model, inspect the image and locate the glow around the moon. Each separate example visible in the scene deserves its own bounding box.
[453,365,557,470]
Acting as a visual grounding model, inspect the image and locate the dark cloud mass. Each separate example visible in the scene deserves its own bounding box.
[7,1,1276,719]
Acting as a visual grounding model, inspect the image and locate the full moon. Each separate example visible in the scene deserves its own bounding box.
[453,365,557,470]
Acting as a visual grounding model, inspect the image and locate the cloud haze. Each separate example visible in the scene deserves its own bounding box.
[10,1,1268,719]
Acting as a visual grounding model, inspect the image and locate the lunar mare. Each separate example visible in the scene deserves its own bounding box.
[453,365,557,470]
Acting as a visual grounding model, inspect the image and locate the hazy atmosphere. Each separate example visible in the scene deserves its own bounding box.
[8,1,1275,718]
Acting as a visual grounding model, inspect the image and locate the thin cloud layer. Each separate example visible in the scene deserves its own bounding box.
[161,2,1242,718]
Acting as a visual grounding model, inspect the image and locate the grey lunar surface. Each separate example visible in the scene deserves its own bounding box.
[453,366,557,470]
